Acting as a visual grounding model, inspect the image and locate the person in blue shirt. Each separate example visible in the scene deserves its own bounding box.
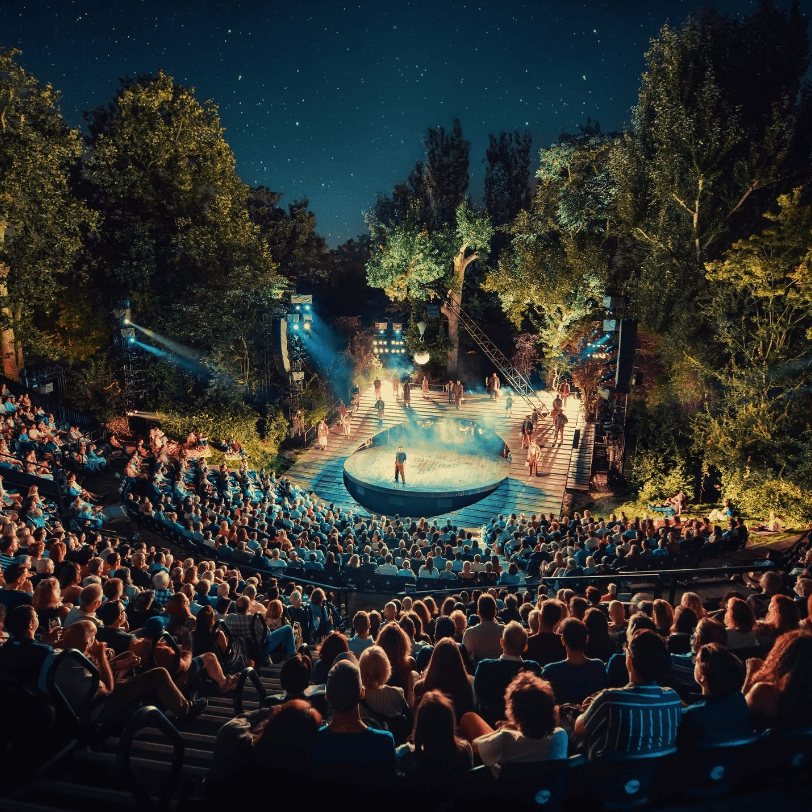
[678,643,755,745]
[310,656,396,782]
[541,618,608,705]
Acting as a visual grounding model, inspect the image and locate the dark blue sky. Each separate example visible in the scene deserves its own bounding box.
[3,0,793,245]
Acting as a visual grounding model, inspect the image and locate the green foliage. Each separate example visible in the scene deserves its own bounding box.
[0,46,96,357]
[158,400,279,471]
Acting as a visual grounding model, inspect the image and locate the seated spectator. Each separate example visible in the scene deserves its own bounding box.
[747,571,784,619]
[413,638,475,721]
[462,594,505,666]
[61,619,207,720]
[312,632,350,684]
[525,600,566,667]
[397,690,473,780]
[473,621,541,726]
[755,594,799,645]
[743,630,812,729]
[309,656,396,783]
[678,643,754,746]
[348,610,375,657]
[63,583,103,628]
[724,597,760,651]
[95,600,136,655]
[583,607,616,663]
[667,606,697,655]
[207,699,323,800]
[0,563,33,612]
[0,605,56,687]
[462,672,568,777]
[670,616,729,699]
[541,617,608,705]
[191,604,228,659]
[376,622,419,708]
[574,629,681,759]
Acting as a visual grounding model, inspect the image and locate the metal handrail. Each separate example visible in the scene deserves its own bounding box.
[45,647,100,732]
[234,667,267,715]
[116,705,185,811]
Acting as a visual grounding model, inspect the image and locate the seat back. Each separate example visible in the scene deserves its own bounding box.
[375,574,396,592]
[498,755,586,811]
[760,725,812,786]
[678,735,761,799]
[595,748,677,810]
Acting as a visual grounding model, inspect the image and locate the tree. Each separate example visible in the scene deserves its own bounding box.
[366,199,492,369]
[248,187,331,287]
[694,189,812,520]
[0,46,95,376]
[484,130,533,227]
[483,129,618,384]
[367,119,491,370]
[84,71,284,402]
[611,3,812,337]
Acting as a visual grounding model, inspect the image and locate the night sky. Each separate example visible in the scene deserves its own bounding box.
[2,0,796,245]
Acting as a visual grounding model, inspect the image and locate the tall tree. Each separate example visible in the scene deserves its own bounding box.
[611,2,812,336]
[84,71,284,399]
[367,120,489,370]
[484,130,532,227]
[0,46,95,376]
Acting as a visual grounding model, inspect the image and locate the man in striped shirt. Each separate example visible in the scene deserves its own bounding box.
[574,629,681,760]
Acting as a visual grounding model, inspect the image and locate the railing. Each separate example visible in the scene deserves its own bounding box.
[426,283,547,415]
[116,705,185,810]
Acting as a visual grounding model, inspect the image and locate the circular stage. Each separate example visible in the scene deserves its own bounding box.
[343,418,510,517]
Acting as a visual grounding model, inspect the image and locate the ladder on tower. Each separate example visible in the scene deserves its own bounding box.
[429,284,548,415]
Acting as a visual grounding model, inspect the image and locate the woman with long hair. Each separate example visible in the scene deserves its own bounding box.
[583,607,616,663]
[398,690,473,778]
[377,621,418,706]
[58,561,82,605]
[191,604,228,658]
[413,638,474,722]
[743,630,812,728]
[311,631,349,684]
[756,594,799,645]
[723,597,760,651]
[31,577,70,634]
[652,599,675,638]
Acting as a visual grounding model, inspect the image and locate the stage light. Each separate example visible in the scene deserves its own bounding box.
[296,305,301,311]
[128,336,135,343]
[303,322,311,331]
[292,323,299,330]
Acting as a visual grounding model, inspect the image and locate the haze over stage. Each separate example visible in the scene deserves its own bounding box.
[343,418,509,515]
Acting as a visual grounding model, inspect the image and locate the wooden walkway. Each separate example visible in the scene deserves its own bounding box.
[285,384,589,528]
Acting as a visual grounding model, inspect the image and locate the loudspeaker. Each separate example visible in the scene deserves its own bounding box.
[615,318,638,393]
[272,318,290,374]
[572,428,581,449]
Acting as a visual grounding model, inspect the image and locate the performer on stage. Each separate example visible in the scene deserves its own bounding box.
[446,379,454,402]
[550,394,563,422]
[505,392,514,418]
[392,375,400,400]
[558,378,570,406]
[422,375,429,399]
[527,438,541,477]
[340,412,352,441]
[375,397,386,426]
[403,381,411,407]
[338,399,347,420]
[520,414,534,449]
[317,419,329,450]
[492,373,501,399]
[553,410,568,443]
[454,380,463,410]
[485,374,492,398]
[395,446,407,483]
[373,377,382,399]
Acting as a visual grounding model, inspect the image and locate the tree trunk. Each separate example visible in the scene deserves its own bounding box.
[440,246,475,373]
[0,267,20,380]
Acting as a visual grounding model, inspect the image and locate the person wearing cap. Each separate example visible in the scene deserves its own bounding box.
[310,654,396,780]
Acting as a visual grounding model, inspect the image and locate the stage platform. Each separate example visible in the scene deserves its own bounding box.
[284,382,592,528]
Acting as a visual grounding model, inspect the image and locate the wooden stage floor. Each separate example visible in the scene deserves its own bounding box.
[285,384,588,529]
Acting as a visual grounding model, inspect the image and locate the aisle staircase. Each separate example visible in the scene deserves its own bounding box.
[3,666,283,811]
